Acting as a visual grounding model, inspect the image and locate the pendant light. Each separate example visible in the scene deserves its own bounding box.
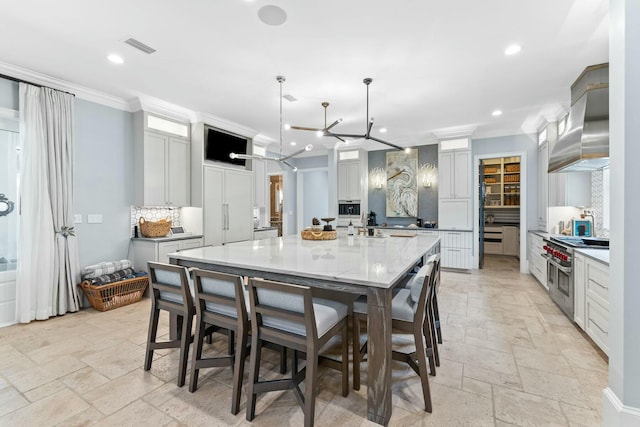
[230,76,312,172]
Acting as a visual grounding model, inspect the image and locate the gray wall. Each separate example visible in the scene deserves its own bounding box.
[302,170,329,227]
[472,133,538,230]
[293,155,328,169]
[74,99,135,267]
[367,145,438,226]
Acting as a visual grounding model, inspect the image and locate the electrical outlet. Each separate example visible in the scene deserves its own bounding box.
[87,214,103,224]
[74,214,82,224]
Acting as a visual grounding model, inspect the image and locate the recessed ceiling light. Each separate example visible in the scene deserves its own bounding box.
[258,5,287,26]
[107,54,124,64]
[379,127,388,133]
[504,44,521,55]
[284,124,291,130]
[492,110,503,116]
[290,141,296,146]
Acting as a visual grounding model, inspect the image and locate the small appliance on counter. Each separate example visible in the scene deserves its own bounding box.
[423,220,437,229]
[572,219,592,237]
[367,211,377,227]
[416,218,423,227]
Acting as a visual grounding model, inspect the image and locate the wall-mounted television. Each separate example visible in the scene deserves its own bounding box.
[204,126,248,167]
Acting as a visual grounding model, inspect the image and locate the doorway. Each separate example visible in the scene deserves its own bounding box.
[473,151,528,273]
[269,175,283,236]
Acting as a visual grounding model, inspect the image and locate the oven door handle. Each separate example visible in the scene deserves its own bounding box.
[546,257,572,274]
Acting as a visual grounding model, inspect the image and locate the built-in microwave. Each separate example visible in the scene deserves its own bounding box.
[338,201,361,217]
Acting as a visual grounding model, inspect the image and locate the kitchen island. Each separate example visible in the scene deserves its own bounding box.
[169,232,440,425]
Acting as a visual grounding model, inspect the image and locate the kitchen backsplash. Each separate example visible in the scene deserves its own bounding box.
[130,207,182,237]
[591,169,609,238]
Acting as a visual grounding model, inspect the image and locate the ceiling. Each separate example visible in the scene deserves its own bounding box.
[0,0,609,155]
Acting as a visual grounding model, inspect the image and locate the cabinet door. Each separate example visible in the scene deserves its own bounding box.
[453,151,471,198]
[438,152,454,199]
[574,253,586,328]
[503,226,518,256]
[347,162,361,200]
[158,241,181,264]
[338,163,349,200]
[167,137,190,206]
[549,172,592,207]
[143,131,168,205]
[225,169,253,243]
[180,238,203,250]
[537,143,549,230]
[438,199,472,230]
[204,167,224,246]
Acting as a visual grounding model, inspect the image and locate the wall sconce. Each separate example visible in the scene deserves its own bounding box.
[369,167,386,189]
[418,163,437,188]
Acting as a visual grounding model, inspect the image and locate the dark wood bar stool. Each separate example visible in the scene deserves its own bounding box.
[144,262,196,387]
[352,261,436,412]
[188,269,249,414]
[246,278,350,427]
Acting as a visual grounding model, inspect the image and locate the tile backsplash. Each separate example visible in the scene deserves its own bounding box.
[591,170,609,238]
[131,207,182,237]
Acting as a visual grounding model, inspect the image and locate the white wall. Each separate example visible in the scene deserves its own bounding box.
[605,0,640,424]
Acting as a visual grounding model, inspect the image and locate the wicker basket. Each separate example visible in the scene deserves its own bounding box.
[139,217,172,237]
[301,229,337,240]
[81,276,149,311]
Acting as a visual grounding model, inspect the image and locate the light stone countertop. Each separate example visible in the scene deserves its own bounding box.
[575,248,609,266]
[133,234,203,242]
[170,232,440,289]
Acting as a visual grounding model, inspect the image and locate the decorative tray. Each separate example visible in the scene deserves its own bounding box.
[301,229,337,240]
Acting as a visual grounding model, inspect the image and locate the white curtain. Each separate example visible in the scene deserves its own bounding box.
[16,83,80,323]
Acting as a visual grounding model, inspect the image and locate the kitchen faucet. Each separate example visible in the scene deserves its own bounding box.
[583,210,596,237]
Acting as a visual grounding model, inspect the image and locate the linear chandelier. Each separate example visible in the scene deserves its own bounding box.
[289,78,404,151]
[230,75,312,172]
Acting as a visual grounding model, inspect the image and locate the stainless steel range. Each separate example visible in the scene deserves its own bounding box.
[542,236,609,320]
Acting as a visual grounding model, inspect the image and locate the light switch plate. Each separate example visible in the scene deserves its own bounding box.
[87,214,103,224]
[74,214,82,224]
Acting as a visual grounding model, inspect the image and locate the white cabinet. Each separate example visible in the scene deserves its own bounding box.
[438,145,472,230]
[574,253,609,355]
[134,112,191,207]
[548,172,592,207]
[503,226,519,256]
[204,166,253,246]
[439,150,470,199]
[573,253,586,328]
[527,232,547,288]
[537,142,549,231]
[338,161,361,201]
[132,237,204,271]
[438,230,473,269]
[254,228,278,240]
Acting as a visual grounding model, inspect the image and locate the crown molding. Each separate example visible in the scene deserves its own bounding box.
[194,112,258,139]
[0,60,132,112]
[432,124,478,140]
[130,95,198,123]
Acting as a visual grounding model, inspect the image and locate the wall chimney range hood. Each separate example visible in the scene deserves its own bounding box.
[548,63,609,173]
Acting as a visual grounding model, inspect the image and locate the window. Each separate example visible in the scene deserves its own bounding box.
[440,138,469,151]
[147,114,189,137]
[339,150,359,161]
[602,166,610,230]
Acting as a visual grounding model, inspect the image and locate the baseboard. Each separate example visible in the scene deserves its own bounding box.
[603,387,640,427]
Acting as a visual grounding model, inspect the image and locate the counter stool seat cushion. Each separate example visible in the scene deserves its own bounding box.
[353,290,414,322]
[262,297,347,337]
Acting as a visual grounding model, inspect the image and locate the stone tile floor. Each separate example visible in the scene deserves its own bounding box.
[0,255,607,426]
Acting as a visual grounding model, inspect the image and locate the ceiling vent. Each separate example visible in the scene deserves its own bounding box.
[124,38,156,54]
[282,94,297,102]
